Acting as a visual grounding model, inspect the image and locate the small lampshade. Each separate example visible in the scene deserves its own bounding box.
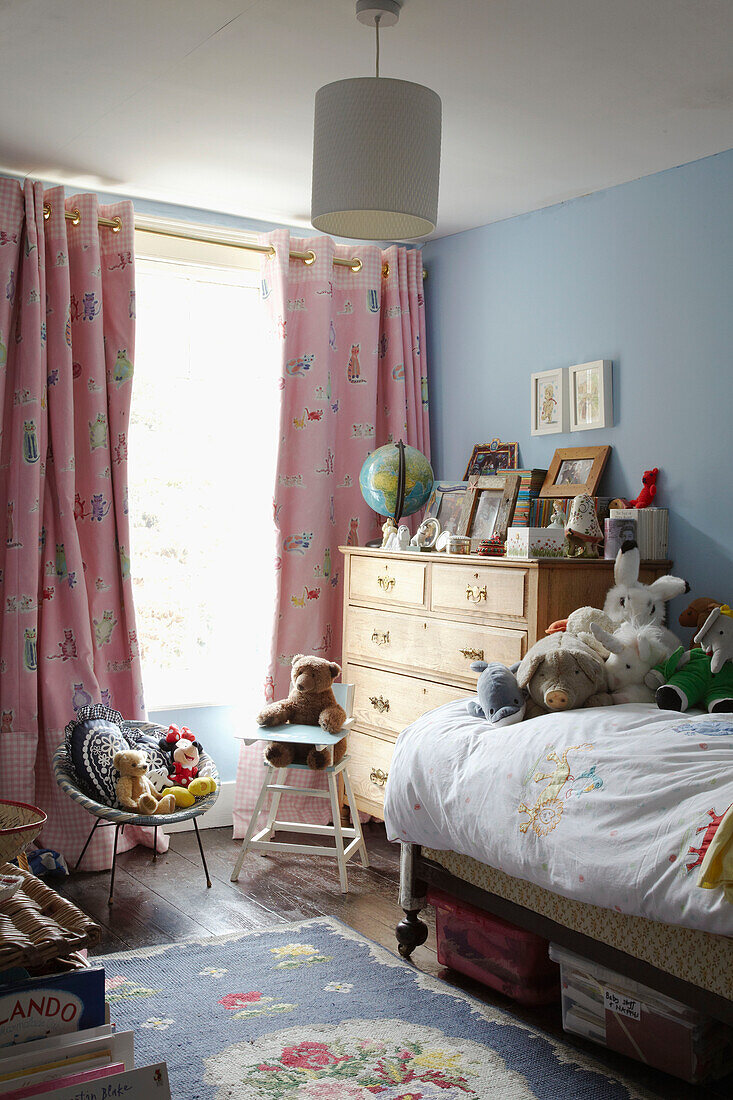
[311,77,441,240]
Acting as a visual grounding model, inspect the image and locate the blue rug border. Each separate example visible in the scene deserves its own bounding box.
[94,915,665,1098]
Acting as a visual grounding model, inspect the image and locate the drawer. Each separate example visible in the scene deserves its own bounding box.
[347,664,471,738]
[344,606,527,681]
[349,554,426,609]
[431,563,527,619]
[345,728,394,815]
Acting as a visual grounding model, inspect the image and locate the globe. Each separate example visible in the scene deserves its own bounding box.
[359,441,434,521]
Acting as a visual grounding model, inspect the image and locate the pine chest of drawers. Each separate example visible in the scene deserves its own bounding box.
[340,546,670,820]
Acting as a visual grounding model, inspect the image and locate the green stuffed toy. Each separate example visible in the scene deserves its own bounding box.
[648,646,733,714]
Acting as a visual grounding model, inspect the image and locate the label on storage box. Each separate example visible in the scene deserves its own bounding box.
[604,988,641,1020]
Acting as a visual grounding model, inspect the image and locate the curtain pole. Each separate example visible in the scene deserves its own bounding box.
[42,202,427,279]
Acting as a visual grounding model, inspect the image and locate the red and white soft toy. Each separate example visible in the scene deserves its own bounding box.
[158,725,201,788]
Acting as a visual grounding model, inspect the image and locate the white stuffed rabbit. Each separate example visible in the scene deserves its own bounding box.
[589,620,672,704]
[602,540,687,650]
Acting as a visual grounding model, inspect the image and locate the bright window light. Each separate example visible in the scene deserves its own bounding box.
[128,234,277,711]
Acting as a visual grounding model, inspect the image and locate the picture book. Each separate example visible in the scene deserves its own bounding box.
[0,1029,133,1085]
[25,1063,170,1100]
[0,970,105,1048]
[0,1049,112,1090]
[2,1062,123,1099]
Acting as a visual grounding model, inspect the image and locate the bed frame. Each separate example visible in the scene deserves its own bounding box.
[396,843,733,1027]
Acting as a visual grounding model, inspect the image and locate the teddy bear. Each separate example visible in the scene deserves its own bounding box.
[256,654,346,770]
[113,749,177,815]
[157,725,217,807]
[679,597,723,647]
[629,468,658,508]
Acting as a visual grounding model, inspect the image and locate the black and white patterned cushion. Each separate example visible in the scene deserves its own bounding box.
[64,706,130,806]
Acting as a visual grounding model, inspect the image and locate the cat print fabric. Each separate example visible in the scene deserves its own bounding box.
[0,177,151,870]
[233,230,429,835]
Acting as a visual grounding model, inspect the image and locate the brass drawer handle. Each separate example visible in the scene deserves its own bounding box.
[461,647,484,661]
[466,583,487,603]
[369,694,390,713]
[371,630,390,646]
[370,768,389,788]
[377,573,396,591]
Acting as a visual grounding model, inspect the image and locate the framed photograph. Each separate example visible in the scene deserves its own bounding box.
[531,368,569,435]
[463,439,519,479]
[569,360,613,431]
[540,446,611,498]
[424,482,468,535]
[457,474,520,548]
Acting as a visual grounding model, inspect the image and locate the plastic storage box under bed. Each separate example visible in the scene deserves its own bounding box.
[550,943,733,1084]
[428,888,559,1005]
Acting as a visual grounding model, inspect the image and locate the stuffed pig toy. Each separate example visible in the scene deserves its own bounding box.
[515,632,607,718]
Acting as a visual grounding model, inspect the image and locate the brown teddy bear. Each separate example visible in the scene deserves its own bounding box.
[256,654,346,770]
[114,749,177,815]
[679,597,722,647]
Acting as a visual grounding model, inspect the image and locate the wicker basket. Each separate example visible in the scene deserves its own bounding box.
[0,861,100,971]
[0,800,47,864]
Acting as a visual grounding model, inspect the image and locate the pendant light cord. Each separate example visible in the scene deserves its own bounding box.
[375,14,380,77]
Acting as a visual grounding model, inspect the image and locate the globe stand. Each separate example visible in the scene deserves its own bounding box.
[365,440,407,547]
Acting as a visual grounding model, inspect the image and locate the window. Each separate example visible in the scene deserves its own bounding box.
[129,219,277,713]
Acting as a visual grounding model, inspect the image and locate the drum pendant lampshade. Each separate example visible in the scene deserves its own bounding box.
[311,76,442,240]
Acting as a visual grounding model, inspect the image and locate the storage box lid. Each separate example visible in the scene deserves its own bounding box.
[549,943,707,1027]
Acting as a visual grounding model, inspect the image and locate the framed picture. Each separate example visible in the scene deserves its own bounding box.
[569,360,613,431]
[531,368,569,435]
[463,439,519,479]
[424,482,468,535]
[457,474,520,548]
[540,446,611,498]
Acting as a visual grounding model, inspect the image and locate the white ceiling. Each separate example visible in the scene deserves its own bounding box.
[1,0,732,239]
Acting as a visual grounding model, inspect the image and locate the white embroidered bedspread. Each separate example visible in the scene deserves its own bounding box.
[383,701,733,935]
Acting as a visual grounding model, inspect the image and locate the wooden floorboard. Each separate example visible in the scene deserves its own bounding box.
[59,822,729,1099]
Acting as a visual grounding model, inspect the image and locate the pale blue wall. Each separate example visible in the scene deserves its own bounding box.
[422,149,733,620]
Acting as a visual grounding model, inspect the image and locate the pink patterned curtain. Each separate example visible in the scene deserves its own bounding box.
[233,229,429,834]
[0,177,155,869]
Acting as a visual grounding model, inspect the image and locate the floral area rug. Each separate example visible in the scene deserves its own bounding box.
[99,917,656,1099]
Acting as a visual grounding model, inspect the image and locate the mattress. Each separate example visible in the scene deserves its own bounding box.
[422,847,732,1001]
[384,700,733,935]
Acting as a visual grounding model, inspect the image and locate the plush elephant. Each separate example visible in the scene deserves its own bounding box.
[515,632,608,718]
[694,606,733,674]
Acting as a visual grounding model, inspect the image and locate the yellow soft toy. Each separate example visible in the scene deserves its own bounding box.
[160,777,217,809]
[114,750,177,815]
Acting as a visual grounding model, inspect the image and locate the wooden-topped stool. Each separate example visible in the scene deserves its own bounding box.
[231,684,368,892]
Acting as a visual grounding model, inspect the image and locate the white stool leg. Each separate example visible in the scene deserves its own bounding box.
[263,767,286,840]
[231,767,271,882]
[327,770,348,893]
[343,767,369,869]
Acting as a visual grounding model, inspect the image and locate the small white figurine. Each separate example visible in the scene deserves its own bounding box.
[548,501,567,529]
[381,517,397,548]
[394,524,411,551]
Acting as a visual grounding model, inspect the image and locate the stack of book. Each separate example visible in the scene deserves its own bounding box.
[0,966,169,1098]
[609,507,669,560]
[511,470,548,527]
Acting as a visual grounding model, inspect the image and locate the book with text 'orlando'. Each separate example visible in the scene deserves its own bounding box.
[0,970,105,1049]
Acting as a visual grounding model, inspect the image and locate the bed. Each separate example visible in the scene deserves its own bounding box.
[383,700,733,1024]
